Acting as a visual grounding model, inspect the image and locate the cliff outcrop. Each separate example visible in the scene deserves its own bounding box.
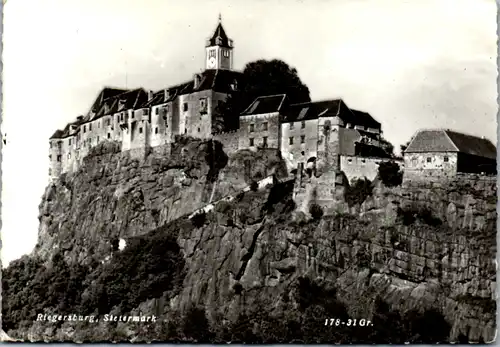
[3,140,496,343]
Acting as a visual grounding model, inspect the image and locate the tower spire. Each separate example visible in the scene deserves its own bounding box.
[218,13,222,23]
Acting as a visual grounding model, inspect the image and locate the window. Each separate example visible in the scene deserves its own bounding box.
[68,153,71,159]
[57,141,62,149]
[444,156,449,162]
[300,135,305,144]
[49,154,52,161]
[131,112,135,119]
[301,151,305,156]
[144,109,150,116]
[290,122,295,130]
[107,133,110,139]
[223,50,230,57]
[139,128,143,134]
[155,108,159,115]
[106,119,110,126]
[89,123,92,131]
[97,136,99,143]
[98,122,100,129]
[69,139,72,146]
[263,122,268,131]
[209,50,216,58]
[120,114,123,121]
[426,157,431,163]
[183,103,188,112]
[249,138,254,146]
[155,127,159,134]
[249,124,255,133]
[289,137,294,145]
[57,155,61,162]
[184,129,187,134]
[83,125,86,133]
[301,121,306,129]
[199,98,208,113]
[198,127,201,133]
[263,136,268,146]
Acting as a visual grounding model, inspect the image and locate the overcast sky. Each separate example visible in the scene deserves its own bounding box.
[2,0,497,265]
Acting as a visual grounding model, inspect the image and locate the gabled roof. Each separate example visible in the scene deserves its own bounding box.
[348,109,381,129]
[175,69,244,96]
[405,129,497,159]
[49,129,64,139]
[92,88,148,120]
[241,94,288,116]
[88,87,129,115]
[281,100,341,122]
[207,21,231,48]
[280,99,381,129]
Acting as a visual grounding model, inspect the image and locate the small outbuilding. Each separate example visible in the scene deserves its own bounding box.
[403,129,496,180]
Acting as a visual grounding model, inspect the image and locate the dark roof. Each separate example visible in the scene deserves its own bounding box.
[405,129,497,159]
[207,22,231,48]
[88,87,129,115]
[49,130,64,139]
[88,88,147,121]
[280,99,381,129]
[241,94,288,116]
[348,110,381,129]
[174,69,243,96]
[281,100,341,122]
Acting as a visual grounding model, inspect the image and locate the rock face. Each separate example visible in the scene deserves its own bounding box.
[7,140,496,343]
[34,140,287,266]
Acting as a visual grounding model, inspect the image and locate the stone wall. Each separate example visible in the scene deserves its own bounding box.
[280,118,318,171]
[213,130,240,154]
[238,112,280,150]
[403,152,458,182]
[341,155,404,182]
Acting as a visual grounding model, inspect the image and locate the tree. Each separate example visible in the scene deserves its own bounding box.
[378,161,403,187]
[214,59,311,132]
[400,140,410,154]
[379,137,395,158]
[309,203,324,220]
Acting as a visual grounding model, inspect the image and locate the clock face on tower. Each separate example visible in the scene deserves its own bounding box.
[208,57,216,68]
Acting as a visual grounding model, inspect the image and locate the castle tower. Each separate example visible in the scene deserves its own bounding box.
[205,14,234,71]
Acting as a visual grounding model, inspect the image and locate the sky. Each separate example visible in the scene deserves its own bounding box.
[1,0,498,265]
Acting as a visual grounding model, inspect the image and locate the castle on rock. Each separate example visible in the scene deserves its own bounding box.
[49,17,388,181]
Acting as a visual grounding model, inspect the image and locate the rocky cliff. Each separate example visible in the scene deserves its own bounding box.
[2,140,496,343]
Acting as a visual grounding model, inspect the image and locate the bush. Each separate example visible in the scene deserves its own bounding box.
[378,161,403,187]
[249,180,259,192]
[309,203,324,220]
[397,205,442,226]
[345,178,373,207]
[182,306,213,342]
[191,211,206,228]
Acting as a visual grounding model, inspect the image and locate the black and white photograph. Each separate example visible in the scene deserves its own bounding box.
[1,0,497,343]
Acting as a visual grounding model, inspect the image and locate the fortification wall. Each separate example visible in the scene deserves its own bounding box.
[341,155,404,183]
[212,130,239,154]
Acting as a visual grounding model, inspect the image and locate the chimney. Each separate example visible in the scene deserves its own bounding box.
[148,90,154,101]
[164,89,170,102]
[193,74,201,89]
[77,115,84,121]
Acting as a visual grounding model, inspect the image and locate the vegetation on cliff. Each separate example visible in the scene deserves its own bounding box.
[2,221,187,332]
[2,139,495,343]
